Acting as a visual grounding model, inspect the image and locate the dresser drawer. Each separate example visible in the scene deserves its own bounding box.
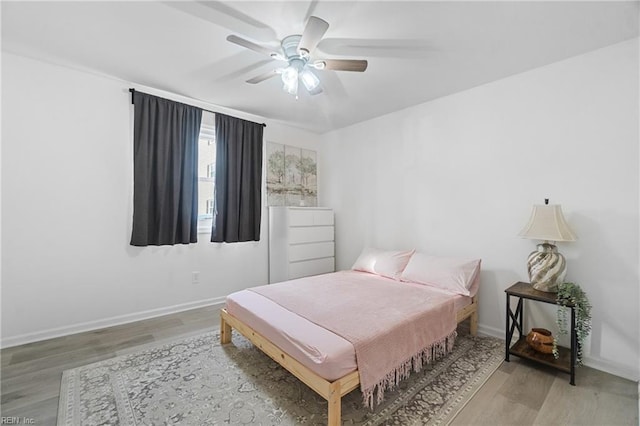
[288,208,334,227]
[289,226,334,244]
[311,209,334,226]
[289,242,335,262]
[269,206,335,284]
[289,257,335,279]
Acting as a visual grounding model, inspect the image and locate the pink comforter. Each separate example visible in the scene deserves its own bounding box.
[249,271,457,407]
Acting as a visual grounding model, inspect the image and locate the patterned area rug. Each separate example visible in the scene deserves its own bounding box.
[58,331,503,425]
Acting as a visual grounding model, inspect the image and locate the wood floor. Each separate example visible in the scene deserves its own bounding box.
[1,306,637,425]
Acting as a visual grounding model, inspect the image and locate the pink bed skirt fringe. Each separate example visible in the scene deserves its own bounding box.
[362,330,458,409]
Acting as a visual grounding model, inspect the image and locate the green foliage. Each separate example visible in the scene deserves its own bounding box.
[553,282,592,365]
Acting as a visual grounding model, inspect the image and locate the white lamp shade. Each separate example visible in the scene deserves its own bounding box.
[300,69,320,91]
[281,66,298,96]
[518,204,577,242]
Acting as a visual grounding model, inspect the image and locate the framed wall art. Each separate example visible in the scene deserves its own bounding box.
[266,142,317,206]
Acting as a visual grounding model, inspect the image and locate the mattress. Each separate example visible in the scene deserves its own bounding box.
[225,270,475,381]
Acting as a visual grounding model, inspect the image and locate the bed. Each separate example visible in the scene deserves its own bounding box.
[220,252,480,426]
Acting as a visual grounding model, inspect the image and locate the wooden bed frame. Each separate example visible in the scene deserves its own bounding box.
[220,295,477,426]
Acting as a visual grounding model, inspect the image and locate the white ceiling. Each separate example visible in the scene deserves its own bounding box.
[2,1,638,134]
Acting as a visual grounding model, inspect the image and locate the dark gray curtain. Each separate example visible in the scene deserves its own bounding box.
[130,92,203,246]
[212,113,264,242]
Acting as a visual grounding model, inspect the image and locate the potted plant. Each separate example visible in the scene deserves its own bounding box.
[553,282,592,365]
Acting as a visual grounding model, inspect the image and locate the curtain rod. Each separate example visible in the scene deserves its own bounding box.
[128,88,266,128]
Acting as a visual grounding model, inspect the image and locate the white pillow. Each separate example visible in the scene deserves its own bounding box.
[351,247,415,280]
[400,253,481,296]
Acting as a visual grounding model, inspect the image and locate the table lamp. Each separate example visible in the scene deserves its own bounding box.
[518,199,577,292]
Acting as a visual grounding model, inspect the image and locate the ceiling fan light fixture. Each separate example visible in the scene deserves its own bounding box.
[311,60,326,70]
[300,69,320,91]
[298,47,310,59]
[283,77,298,96]
[281,65,298,84]
[281,65,299,96]
[226,15,368,98]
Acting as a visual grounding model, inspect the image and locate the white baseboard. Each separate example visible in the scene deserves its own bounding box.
[583,355,640,382]
[477,323,507,339]
[1,297,226,349]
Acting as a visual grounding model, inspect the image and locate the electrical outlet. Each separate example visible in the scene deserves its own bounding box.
[192,271,200,285]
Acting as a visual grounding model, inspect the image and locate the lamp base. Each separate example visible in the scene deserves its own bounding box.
[526,242,566,293]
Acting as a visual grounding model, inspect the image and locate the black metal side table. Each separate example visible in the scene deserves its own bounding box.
[505,281,577,385]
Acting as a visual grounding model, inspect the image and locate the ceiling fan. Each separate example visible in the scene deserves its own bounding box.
[226,16,368,98]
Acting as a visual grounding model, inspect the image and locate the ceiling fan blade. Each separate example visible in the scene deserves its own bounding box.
[318,59,368,72]
[298,16,329,56]
[303,0,320,23]
[216,58,274,83]
[227,35,280,58]
[246,69,280,84]
[164,1,276,41]
[318,38,436,58]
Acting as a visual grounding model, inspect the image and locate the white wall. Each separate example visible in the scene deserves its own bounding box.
[320,38,639,381]
[1,52,321,347]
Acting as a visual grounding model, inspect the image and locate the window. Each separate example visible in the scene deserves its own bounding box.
[197,113,216,233]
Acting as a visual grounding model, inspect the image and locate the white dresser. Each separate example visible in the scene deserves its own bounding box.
[269,207,335,283]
